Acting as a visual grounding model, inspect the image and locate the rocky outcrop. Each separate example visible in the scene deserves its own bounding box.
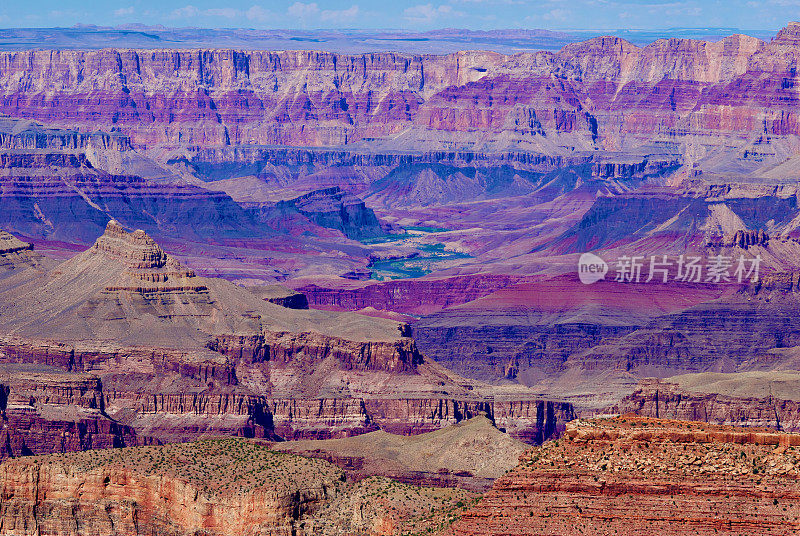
[0,115,131,151]
[0,138,259,244]
[727,229,770,248]
[0,233,32,256]
[0,369,136,460]
[0,29,797,150]
[208,331,423,374]
[247,285,309,309]
[0,340,239,387]
[106,391,571,444]
[298,274,521,316]
[363,398,574,443]
[618,378,800,432]
[0,435,479,536]
[0,232,39,278]
[449,416,800,536]
[249,187,386,240]
[0,439,344,536]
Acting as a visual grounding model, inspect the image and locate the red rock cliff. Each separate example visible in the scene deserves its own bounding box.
[449,416,800,536]
[0,29,796,149]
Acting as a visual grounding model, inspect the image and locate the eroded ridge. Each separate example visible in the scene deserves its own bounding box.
[449,416,800,535]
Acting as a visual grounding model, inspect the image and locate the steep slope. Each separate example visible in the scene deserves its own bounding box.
[0,117,260,244]
[0,436,477,536]
[274,415,527,490]
[0,225,574,448]
[247,186,386,240]
[0,365,136,459]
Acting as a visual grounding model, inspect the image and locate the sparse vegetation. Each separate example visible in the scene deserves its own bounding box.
[13,438,343,499]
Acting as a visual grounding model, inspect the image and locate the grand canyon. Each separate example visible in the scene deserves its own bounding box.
[2,8,800,534]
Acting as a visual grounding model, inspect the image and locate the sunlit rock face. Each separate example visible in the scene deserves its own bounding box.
[0,28,797,151]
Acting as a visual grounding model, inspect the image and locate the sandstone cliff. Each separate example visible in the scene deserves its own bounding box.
[448,416,800,535]
[0,224,574,450]
[0,433,478,536]
[0,29,797,151]
[0,439,344,536]
[619,376,800,432]
[0,367,136,461]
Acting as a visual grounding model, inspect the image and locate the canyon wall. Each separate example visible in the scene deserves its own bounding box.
[619,378,800,432]
[0,440,343,536]
[449,416,800,536]
[0,339,574,448]
[0,27,798,150]
[0,370,137,460]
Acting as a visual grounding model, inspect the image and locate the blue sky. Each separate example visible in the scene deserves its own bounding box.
[2,0,799,30]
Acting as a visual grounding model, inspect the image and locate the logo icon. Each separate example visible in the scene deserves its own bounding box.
[578,253,608,285]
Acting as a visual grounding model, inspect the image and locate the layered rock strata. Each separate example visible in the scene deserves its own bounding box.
[0,142,258,244]
[0,436,477,536]
[249,187,386,240]
[0,439,344,536]
[0,28,798,150]
[0,224,574,449]
[0,368,136,460]
[449,416,800,536]
[619,378,800,432]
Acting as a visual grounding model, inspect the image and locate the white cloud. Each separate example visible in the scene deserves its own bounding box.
[167,1,359,26]
[113,6,135,16]
[403,3,457,24]
[321,5,360,23]
[246,5,275,22]
[541,8,569,21]
[288,2,320,19]
[171,5,200,18]
[205,8,240,18]
[170,5,246,20]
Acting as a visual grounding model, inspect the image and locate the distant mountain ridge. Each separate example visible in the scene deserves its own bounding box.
[0,26,776,53]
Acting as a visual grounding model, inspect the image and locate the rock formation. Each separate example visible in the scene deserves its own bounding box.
[0,367,136,460]
[0,439,344,536]
[247,284,309,309]
[248,187,386,240]
[0,435,477,536]
[0,224,573,453]
[0,27,797,152]
[618,376,800,432]
[449,415,800,535]
[0,118,259,244]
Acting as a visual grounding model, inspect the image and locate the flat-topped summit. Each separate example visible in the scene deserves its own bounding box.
[93,220,169,269]
[92,220,200,291]
[0,230,32,255]
[773,21,800,45]
[0,220,412,347]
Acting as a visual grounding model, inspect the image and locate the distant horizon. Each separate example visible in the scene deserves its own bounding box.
[4,23,786,32]
[0,24,785,54]
[2,1,798,33]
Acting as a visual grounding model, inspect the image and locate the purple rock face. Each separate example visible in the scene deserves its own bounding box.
[7,24,800,468]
